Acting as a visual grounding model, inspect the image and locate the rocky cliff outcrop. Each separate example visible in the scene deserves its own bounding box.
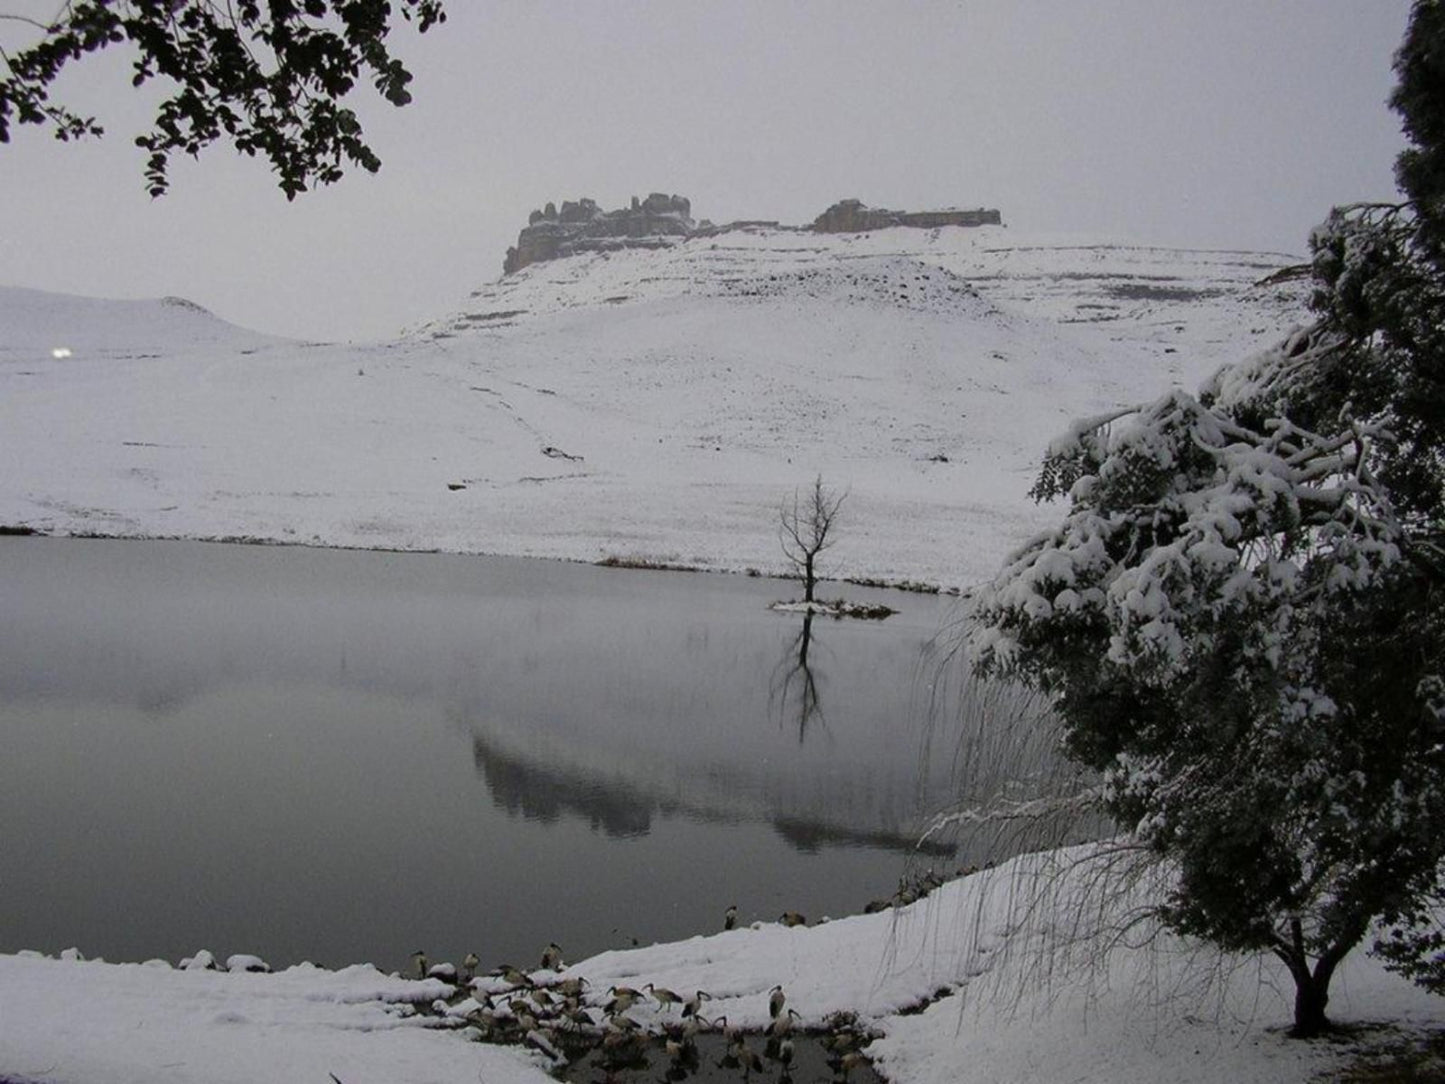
[811,199,1002,233]
[503,193,695,275]
[502,195,1002,274]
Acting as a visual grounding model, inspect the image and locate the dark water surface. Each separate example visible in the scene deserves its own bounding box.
[0,538,994,975]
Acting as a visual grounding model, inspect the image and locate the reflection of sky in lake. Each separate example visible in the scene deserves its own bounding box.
[0,538,1032,972]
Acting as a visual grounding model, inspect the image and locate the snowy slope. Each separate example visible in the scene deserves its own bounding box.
[0,227,1309,587]
[0,285,287,356]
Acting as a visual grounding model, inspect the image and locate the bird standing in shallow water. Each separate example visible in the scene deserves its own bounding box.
[411,950,428,980]
[834,1051,868,1079]
[724,904,738,930]
[462,952,480,981]
[766,1007,801,1060]
[540,942,564,971]
[777,1038,795,1067]
[739,1043,765,1077]
[780,911,807,928]
[768,1007,800,1036]
[720,1033,747,1069]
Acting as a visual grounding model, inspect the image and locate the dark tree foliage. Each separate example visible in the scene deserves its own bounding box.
[1332,0,1445,996]
[971,0,1445,1038]
[0,0,445,197]
[1392,0,1445,262]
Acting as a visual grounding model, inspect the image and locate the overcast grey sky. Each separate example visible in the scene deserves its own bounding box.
[0,2,1415,341]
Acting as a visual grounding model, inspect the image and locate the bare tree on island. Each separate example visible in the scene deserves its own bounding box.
[779,476,845,604]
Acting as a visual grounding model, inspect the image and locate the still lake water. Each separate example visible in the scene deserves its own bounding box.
[0,538,1039,975]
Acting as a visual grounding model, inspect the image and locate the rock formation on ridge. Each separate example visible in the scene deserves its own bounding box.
[503,193,695,275]
[502,194,1003,275]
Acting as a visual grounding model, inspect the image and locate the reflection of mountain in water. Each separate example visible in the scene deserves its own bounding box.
[1,538,1053,864]
[469,730,952,859]
[473,733,657,838]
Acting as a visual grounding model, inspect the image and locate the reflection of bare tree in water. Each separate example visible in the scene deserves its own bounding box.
[770,612,831,744]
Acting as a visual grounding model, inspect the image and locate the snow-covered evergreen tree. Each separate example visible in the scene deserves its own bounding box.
[971,0,1445,1037]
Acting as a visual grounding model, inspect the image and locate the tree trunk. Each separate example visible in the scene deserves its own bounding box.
[1276,920,1361,1038]
[804,554,815,602]
[1290,970,1331,1038]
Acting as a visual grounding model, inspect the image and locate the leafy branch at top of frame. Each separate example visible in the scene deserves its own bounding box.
[0,0,446,197]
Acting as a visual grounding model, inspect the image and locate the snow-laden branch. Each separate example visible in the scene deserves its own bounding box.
[918,787,1105,848]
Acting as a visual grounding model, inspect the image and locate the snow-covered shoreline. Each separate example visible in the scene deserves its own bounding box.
[5,844,1443,1083]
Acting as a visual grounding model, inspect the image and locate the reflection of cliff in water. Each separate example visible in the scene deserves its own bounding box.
[770,815,955,858]
[470,730,944,858]
[472,733,659,838]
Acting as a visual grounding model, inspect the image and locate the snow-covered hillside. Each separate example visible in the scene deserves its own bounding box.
[0,286,285,355]
[0,226,1308,586]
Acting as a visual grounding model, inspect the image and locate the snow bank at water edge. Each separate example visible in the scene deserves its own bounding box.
[5,844,1443,1083]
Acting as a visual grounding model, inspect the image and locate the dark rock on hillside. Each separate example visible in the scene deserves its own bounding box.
[811,199,1002,233]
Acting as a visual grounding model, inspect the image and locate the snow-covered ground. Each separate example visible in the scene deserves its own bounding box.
[5,845,1442,1083]
[7,227,1438,1082]
[0,226,1308,588]
[0,954,551,1084]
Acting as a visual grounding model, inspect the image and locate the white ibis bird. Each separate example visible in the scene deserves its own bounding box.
[606,1011,642,1032]
[554,975,589,998]
[768,1007,801,1037]
[495,963,532,988]
[834,1051,869,1079]
[739,1043,765,1076]
[778,1038,795,1067]
[646,982,682,1010]
[605,985,642,1012]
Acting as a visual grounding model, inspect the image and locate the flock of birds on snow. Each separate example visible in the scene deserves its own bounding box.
[405,903,893,1084]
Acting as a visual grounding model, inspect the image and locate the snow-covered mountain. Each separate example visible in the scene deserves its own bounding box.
[0,225,1309,587]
